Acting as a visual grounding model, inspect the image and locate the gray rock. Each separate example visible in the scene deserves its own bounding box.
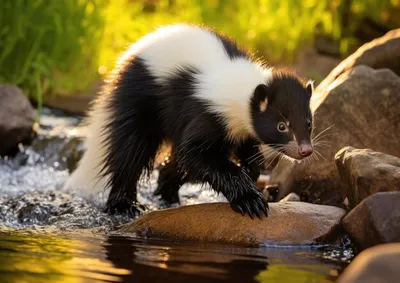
[0,85,35,155]
[289,65,400,205]
[342,192,400,250]
[335,147,400,208]
[117,202,346,246]
[337,243,400,283]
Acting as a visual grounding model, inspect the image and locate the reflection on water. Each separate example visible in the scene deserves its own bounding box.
[0,232,347,283]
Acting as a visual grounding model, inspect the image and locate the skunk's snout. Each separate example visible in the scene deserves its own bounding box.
[298,143,313,157]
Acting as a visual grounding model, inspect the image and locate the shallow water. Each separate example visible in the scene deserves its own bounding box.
[0,108,352,282]
[0,231,349,283]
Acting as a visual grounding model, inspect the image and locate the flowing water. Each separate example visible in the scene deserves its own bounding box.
[0,108,352,282]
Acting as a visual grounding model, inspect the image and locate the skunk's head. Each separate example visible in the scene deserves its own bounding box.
[250,70,313,160]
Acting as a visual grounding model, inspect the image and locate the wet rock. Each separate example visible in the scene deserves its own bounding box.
[43,81,99,115]
[0,191,128,231]
[262,185,280,202]
[9,109,87,172]
[280,193,300,202]
[342,192,400,250]
[0,85,35,155]
[290,65,400,205]
[337,243,400,283]
[118,202,346,246]
[335,147,400,208]
[28,135,86,173]
[256,174,270,191]
[317,29,400,92]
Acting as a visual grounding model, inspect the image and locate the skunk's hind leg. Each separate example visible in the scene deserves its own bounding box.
[154,150,188,204]
[103,130,162,216]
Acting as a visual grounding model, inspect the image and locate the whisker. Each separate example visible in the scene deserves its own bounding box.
[313,134,334,143]
[313,140,331,145]
[313,145,330,152]
[263,150,281,168]
[261,149,280,165]
[248,148,276,164]
[306,154,312,166]
[313,141,331,147]
[314,149,327,161]
[313,144,331,149]
[249,145,287,164]
[312,152,319,163]
[259,150,282,164]
[311,152,318,164]
[247,152,265,164]
[312,124,335,139]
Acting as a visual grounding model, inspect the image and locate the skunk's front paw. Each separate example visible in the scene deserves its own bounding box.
[104,199,146,217]
[230,189,269,219]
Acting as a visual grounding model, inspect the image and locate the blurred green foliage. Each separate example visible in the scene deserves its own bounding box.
[0,0,105,104]
[0,0,398,101]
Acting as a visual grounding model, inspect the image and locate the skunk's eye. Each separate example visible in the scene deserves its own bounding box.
[277,122,288,132]
[307,119,312,130]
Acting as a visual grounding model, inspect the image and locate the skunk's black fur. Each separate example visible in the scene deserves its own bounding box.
[67,25,314,219]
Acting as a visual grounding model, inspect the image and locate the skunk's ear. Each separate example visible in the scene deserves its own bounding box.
[254,84,270,112]
[306,80,314,97]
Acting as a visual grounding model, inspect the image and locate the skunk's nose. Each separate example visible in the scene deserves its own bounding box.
[298,143,313,157]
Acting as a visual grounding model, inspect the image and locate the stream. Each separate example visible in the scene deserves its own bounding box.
[0,108,352,282]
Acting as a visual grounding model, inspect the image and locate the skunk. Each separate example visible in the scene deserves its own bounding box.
[64,24,314,219]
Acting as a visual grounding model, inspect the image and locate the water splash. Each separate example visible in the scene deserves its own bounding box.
[0,107,224,232]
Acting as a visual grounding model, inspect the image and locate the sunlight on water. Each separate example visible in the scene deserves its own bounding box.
[0,234,130,283]
[0,232,347,283]
[256,264,335,283]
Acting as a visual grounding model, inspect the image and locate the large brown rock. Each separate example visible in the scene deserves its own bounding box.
[337,243,400,283]
[335,147,400,208]
[342,192,400,250]
[288,65,400,205]
[316,29,400,95]
[0,85,35,155]
[117,202,346,246]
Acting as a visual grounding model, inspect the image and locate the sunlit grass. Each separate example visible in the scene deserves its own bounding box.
[0,0,398,101]
[97,0,329,74]
[0,0,106,104]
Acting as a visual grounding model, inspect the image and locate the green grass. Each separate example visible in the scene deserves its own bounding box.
[0,0,398,102]
[0,0,105,104]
